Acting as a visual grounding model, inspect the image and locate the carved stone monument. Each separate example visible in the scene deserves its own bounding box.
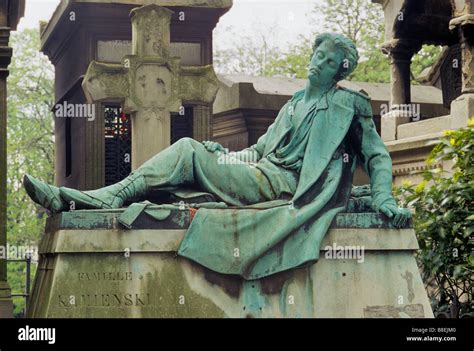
[25,30,433,318]
[82,4,219,169]
[82,5,217,169]
[27,208,432,318]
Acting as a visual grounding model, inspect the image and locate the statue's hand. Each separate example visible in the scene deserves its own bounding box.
[378,203,412,228]
[202,140,226,153]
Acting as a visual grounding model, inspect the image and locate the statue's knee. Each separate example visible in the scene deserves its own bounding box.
[172,137,203,156]
[175,137,200,149]
[172,137,189,149]
[175,137,191,145]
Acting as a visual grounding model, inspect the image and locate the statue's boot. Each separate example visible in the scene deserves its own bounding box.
[59,172,147,210]
[23,174,67,213]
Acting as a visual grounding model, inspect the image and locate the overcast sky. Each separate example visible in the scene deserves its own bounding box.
[18,0,321,51]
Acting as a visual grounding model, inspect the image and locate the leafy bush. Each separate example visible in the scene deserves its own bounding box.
[395,120,474,318]
[7,29,54,317]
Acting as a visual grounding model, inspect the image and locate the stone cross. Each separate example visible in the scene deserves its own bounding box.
[82,4,219,169]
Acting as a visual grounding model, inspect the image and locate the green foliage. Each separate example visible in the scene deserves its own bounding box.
[313,0,440,84]
[266,36,313,79]
[260,0,389,81]
[347,8,390,84]
[214,24,282,77]
[6,28,54,317]
[214,1,442,85]
[395,122,474,318]
[312,0,382,46]
[411,45,444,84]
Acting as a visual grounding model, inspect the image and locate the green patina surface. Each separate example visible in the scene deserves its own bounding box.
[25,30,423,316]
[69,33,412,280]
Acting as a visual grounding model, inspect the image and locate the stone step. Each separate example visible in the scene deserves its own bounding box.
[397,115,450,139]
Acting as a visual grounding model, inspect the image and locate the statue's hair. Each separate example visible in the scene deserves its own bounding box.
[312,33,359,81]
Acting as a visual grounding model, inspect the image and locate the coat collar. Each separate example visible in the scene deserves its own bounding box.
[289,85,337,113]
[263,86,341,157]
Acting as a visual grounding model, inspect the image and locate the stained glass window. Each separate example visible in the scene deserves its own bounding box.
[104,104,132,186]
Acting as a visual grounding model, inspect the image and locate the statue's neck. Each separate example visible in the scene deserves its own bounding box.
[304,82,334,104]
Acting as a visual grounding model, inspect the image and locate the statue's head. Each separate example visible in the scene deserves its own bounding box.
[308,33,359,87]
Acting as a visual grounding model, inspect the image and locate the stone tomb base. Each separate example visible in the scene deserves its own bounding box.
[27,208,433,318]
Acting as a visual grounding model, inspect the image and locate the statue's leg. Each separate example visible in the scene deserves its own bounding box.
[58,171,147,210]
[137,138,296,206]
[28,137,295,211]
[25,137,204,211]
[55,137,213,210]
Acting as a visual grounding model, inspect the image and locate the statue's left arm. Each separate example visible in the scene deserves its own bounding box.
[352,93,411,227]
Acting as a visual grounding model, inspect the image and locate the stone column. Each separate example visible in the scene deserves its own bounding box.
[381,39,421,141]
[0,14,12,318]
[449,14,474,129]
[458,26,474,94]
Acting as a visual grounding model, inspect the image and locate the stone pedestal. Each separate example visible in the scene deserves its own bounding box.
[450,93,474,129]
[386,132,445,187]
[27,208,433,318]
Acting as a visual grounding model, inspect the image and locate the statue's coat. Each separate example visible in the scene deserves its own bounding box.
[178,86,396,279]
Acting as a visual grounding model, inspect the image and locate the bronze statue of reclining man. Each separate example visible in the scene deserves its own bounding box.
[23,33,411,279]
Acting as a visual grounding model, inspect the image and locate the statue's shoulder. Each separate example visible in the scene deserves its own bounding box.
[290,89,305,102]
[335,85,373,117]
[336,85,371,100]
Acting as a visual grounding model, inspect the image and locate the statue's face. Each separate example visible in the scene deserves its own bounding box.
[308,40,345,87]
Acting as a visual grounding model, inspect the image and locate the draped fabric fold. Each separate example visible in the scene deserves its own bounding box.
[177,87,396,280]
